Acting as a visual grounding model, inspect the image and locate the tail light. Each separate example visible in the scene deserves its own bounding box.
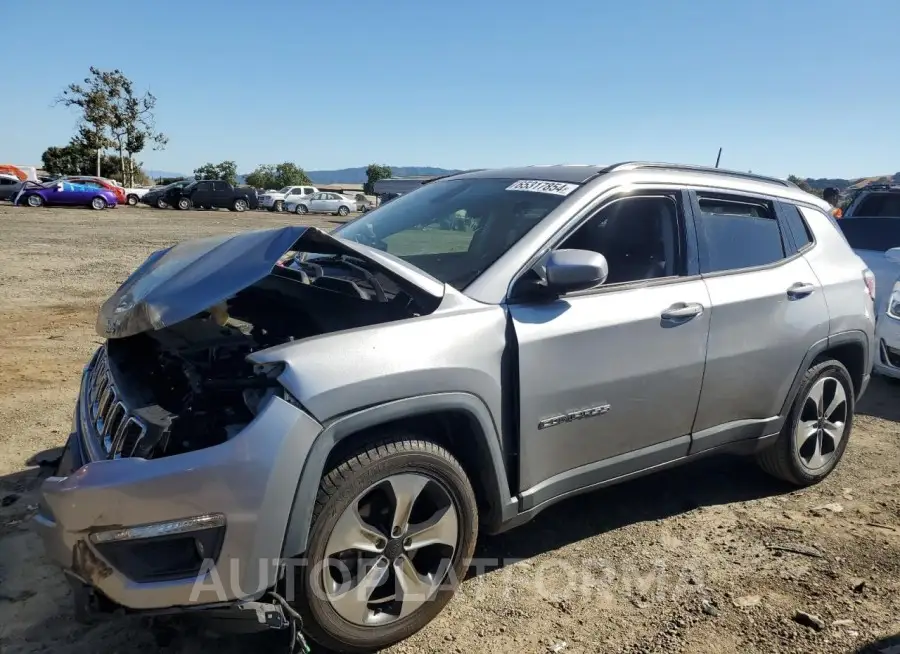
[863,269,876,301]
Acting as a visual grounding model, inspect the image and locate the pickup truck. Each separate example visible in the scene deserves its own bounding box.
[259,185,319,212]
[167,180,260,212]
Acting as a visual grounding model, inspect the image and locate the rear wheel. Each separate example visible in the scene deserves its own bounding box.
[90,197,107,211]
[126,194,139,206]
[25,194,44,207]
[757,358,854,485]
[177,197,192,210]
[338,205,350,217]
[296,436,478,653]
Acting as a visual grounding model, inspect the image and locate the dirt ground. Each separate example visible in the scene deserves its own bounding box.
[0,204,898,654]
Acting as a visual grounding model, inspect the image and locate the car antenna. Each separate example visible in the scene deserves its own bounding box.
[714,147,722,169]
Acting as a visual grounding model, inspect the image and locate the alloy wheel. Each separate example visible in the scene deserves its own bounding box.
[322,473,459,627]
[795,376,847,471]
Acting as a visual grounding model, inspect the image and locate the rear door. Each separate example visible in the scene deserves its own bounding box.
[511,190,711,506]
[688,191,830,453]
[211,181,231,207]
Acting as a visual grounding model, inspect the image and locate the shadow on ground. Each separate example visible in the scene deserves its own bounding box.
[853,633,900,653]
[857,376,900,422]
[471,453,788,576]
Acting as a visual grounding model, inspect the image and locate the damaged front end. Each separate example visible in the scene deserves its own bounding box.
[33,225,446,619]
[90,225,443,461]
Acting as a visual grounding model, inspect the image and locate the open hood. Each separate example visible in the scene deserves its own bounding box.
[97,226,445,339]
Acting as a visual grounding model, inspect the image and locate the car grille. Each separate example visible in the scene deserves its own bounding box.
[86,348,148,458]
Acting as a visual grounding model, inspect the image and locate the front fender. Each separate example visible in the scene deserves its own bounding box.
[280,391,516,557]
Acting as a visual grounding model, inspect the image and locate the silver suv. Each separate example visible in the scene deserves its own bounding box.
[35,162,876,652]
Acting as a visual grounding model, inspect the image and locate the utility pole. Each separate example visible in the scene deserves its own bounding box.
[96,148,101,177]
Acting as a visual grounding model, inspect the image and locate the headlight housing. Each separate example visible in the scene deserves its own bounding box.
[888,281,900,320]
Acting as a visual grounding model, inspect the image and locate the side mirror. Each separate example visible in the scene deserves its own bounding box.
[514,249,609,300]
[887,247,900,265]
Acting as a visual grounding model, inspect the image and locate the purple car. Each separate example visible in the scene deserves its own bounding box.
[13,180,118,210]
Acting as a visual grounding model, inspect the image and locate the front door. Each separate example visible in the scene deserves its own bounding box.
[308,193,326,213]
[192,181,213,206]
[511,191,711,508]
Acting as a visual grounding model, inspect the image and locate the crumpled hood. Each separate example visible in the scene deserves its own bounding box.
[97,225,444,339]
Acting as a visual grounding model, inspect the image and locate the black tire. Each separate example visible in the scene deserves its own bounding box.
[127,194,139,206]
[296,436,478,653]
[156,197,168,209]
[24,194,44,207]
[297,204,309,215]
[338,205,350,217]
[177,197,192,211]
[90,196,107,211]
[274,200,284,212]
[233,198,249,212]
[757,358,855,485]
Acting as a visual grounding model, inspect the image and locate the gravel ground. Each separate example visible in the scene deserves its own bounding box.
[0,204,898,654]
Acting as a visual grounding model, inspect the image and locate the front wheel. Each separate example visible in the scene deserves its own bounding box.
[297,204,309,215]
[296,436,478,653]
[177,197,192,210]
[757,358,855,485]
[274,200,284,212]
[233,198,249,212]
[90,197,107,211]
[156,197,168,209]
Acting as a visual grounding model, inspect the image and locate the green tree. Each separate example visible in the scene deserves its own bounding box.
[56,67,167,185]
[787,174,820,196]
[41,139,122,177]
[245,162,312,189]
[364,163,392,195]
[194,161,238,185]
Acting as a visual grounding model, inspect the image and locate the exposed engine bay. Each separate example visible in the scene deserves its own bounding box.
[102,253,432,460]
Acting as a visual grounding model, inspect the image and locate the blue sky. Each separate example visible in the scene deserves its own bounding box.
[2,0,897,178]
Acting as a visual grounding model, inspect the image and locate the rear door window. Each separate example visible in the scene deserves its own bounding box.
[694,193,786,273]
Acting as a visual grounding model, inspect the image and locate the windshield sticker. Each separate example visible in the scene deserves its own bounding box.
[506,180,580,196]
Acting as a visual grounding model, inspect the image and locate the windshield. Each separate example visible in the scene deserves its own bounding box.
[838,217,900,252]
[330,177,575,289]
[277,186,293,194]
[852,192,900,218]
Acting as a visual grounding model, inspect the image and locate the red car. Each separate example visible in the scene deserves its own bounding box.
[65,177,126,206]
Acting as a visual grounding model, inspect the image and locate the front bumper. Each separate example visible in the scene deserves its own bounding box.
[33,350,323,611]
[874,314,900,379]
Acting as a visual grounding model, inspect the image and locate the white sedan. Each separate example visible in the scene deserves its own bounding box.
[286,191,356,217]
[838,217,900,379]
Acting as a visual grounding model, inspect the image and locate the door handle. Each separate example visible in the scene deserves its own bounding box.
[787,282,816,299]
[661,302,704,321]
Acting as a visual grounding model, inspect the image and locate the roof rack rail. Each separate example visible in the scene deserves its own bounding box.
[604,162,795,188]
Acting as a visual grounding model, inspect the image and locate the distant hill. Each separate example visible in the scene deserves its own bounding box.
[803,173,900,191]
[146,166,458,185]
[306,167,458,184]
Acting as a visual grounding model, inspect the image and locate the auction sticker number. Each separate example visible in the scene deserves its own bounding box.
[506,180,580,196]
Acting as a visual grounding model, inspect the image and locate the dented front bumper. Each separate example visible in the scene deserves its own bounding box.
[33,357,323,612]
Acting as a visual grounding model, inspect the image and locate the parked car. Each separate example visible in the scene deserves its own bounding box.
[287,191,356,216]
[0,173,23,201]
[259,185,319,212]
[170,179,260,212]
[841,184,900,220]
[838,217,900,379]
[63,176,127,206]
[141,180,192,208]
[13,179,118,209]
[35,162,874,653]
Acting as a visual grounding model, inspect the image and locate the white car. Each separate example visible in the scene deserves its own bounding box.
[258,185,318,212]
[285,191,356,216]
[838,216,900,379]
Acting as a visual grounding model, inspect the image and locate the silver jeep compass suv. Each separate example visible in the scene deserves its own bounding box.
[35,162,876,652]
